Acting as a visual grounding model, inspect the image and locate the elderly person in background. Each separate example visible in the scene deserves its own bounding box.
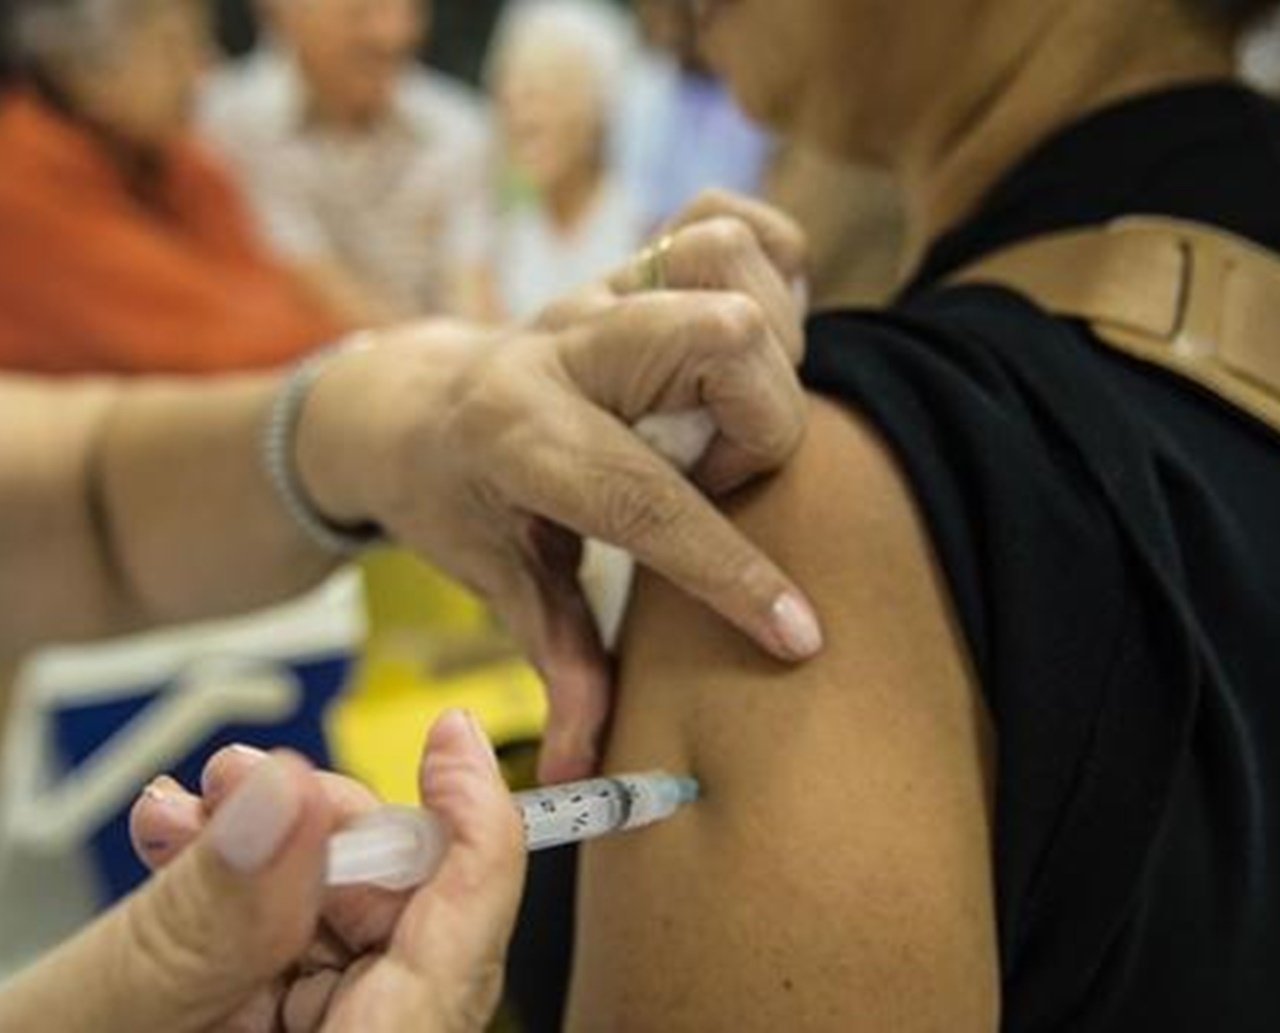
[488,0,646,322]
[0,0,344,375]
[202,0,494,324]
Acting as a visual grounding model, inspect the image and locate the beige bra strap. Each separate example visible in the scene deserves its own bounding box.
[948,216,1280,433]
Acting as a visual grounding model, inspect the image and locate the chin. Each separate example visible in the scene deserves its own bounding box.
[701,30,800,138]
[710,55,802,139]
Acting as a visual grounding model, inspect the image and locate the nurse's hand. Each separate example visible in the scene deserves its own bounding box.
[0,711,523,1033]
[299,194,821,783]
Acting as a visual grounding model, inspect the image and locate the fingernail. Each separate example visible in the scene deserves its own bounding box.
[770,592,824,659]
[791,276,811,313]
[425,709,497,775]
[208,756,301,874]
[202,744,266,799]
[143,777,179,804]
[464,711,502,774]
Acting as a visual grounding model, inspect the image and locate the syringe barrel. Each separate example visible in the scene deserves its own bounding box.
[325,772,698,891]
[517,772,698,851]
[518,778,631,851]
[326,805,449,892]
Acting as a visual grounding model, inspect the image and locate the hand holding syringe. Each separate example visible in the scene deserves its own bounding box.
[326,411,712,892]
[327,771,700,891]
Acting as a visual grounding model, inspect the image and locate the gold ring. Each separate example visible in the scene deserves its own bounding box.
[636,234,676,292]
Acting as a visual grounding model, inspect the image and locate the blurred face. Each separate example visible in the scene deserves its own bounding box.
[271,0,429,125]
[634,0,701,64]
[695,0,1007,163]
[497,43,604,196]
[54,0,211,148]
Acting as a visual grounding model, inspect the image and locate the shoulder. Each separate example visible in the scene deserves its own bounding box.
[571,394,1000,1030]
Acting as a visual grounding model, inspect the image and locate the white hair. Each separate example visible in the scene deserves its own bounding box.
[486,0,637,110]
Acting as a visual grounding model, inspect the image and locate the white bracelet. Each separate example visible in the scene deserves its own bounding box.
[262,337,384,556]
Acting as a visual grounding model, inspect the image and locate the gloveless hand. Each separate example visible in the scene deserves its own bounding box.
[0,711,522,1033]
[299,193,820,783]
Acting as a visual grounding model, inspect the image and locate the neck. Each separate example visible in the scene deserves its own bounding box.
[310,103,382,132]
[897,0,1236,263]
[546,160,604,235]
[306,85,390,133]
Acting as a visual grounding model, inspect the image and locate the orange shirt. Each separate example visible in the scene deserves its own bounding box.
[0,92,346,375]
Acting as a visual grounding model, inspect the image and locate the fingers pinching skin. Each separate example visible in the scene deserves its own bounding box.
[610,215,804,363]
[494,391,819,666]
[667,188,810,287]
[530,294,820,661]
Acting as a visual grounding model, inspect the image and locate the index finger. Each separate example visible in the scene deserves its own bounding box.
[667,189,810,289]
[153,745,411,953]
[513,396,823,663]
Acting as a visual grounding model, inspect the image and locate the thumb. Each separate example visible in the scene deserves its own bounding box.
[26,754,331,1033]
[318,713,523,1033]
[386,711,526,991]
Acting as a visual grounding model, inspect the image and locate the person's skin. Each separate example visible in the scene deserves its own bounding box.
[695,0,1235,260]
[38,0,211,154]
[0,708,525,1032]
[634,0,707,73]
[495,32,609,235]
[255,0,487,322]
[0,194,821,785]
[569,0,1239,1029]
[263,0,427,130]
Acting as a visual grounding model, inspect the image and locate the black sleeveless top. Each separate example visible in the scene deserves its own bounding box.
[802,83,1280,1032]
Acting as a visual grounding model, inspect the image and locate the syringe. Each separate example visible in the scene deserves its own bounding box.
[326,771,700,891]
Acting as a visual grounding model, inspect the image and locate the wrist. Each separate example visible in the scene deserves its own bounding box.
[293,343,384,533]
[294,324,487,541]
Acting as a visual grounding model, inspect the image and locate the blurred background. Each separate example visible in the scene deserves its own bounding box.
[216,0,509,83]
[1,1,1279,1029]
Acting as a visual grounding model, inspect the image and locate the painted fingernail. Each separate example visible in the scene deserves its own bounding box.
[208,756,301,874]
[770,591,824,659]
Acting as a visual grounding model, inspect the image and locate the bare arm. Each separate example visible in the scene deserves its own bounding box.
[0,374,333,658]
[0,199,826,780]
[570,396,1000,1032]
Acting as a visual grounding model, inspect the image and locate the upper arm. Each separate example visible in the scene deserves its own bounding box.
[568,396,1000,1032]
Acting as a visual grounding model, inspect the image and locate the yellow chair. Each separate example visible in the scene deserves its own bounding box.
[327,548,547,804]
